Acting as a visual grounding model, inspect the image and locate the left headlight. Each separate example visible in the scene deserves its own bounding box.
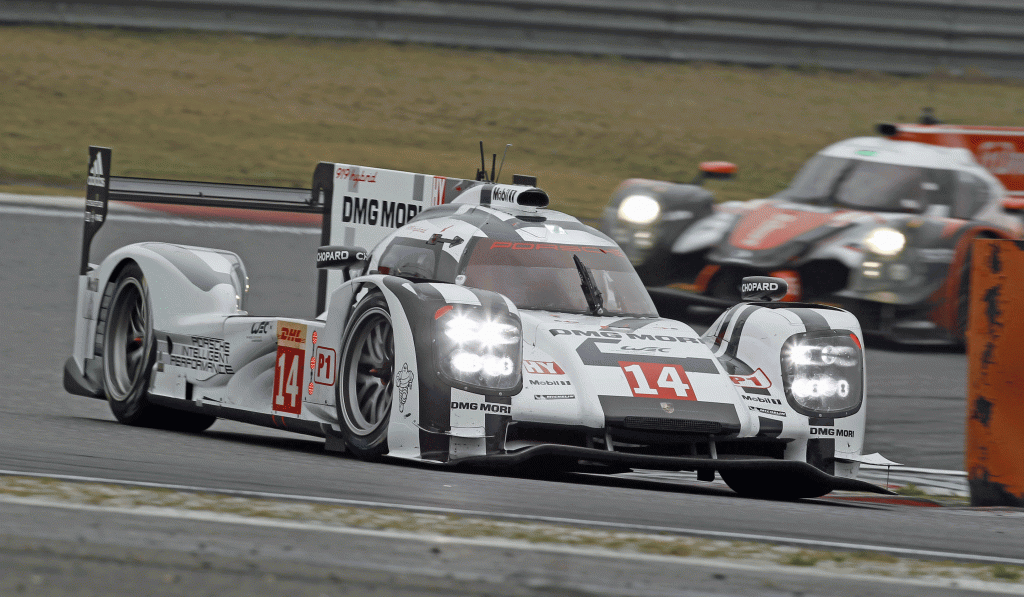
[617,194,661,225]
[863,227,906,256]
[434,306,522,393]
[781,330,863,418]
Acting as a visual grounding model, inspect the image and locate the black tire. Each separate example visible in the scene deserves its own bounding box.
[99,263,216,432]
[337,292,395,460]
[719,469,831,500]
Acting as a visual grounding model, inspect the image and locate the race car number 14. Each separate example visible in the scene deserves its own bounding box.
[618,361,696,400]
[274,322,308,415]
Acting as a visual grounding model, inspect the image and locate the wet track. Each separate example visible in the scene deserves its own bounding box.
[0,197,1015,567]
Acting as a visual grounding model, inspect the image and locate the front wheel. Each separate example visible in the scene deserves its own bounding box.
[337,292,396,460]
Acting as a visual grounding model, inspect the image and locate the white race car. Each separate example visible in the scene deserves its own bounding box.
[64,147,893,499]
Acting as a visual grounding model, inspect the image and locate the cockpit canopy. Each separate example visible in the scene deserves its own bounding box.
[376,218,658,317]
[780,154,993,219]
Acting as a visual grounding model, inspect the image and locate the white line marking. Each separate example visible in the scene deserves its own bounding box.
[0,468,1020,566]
[0,204,319,235]
[2,495,1021,594]
[861,464,967,476]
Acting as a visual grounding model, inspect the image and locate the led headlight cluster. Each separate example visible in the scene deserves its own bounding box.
[781,330,863,418]
[435,306,522,393]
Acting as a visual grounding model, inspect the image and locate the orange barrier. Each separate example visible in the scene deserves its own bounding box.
[966,239,1024,507]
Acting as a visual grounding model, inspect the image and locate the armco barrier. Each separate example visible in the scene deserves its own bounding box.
[966,239,1024,507]
[2,0,1024,79]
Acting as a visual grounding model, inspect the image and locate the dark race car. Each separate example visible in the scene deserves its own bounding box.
[604,125,1024,345]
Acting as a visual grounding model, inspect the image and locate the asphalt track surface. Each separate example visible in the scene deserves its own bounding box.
[0,198,1016,574]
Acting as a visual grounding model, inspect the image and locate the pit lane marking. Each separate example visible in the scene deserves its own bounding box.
[1,468,1020,567]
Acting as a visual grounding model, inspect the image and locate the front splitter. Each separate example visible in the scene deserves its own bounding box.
[456,444,893,495]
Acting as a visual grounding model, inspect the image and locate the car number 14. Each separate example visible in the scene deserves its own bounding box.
[618,361,696,400]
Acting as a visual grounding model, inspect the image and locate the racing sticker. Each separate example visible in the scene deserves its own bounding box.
[273,322,307,415]
[523,360,564,375]
[395,363,415,413]
[169,336,233,375]
[729,368,772,395]
[618,361,696,400]
[313,346,337,386]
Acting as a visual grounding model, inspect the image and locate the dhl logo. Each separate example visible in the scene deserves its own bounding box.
[279,326,305,343]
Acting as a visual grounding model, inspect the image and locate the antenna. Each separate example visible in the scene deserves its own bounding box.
[490,153,496,183]
[476,141,489,181]
[495,144,512,182]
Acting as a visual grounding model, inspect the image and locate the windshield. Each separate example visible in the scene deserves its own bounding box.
[461,240,658,317]
[783,155,956,212]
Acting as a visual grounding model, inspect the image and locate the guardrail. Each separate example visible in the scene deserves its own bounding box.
[2,0,1024,78]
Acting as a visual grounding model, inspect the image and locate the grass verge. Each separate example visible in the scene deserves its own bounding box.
[3,26,1024,218]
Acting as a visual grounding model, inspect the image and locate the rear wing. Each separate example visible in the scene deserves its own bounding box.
[81,146,482,316]
[82,146,333,311]
[878,123,1024,198]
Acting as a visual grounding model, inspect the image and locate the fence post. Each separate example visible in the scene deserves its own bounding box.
[966,238,1024,507]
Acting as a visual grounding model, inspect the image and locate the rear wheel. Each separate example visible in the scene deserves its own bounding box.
[99,263,215,432]
[337,292,395,460]
[719,469,831,500]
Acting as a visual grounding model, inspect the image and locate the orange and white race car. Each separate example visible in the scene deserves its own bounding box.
[604,117,1024,345]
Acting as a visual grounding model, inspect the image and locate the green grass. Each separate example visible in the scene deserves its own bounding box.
[2,25,1024,218]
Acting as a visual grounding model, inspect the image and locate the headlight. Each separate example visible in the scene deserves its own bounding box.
[863,227,906,256]
[781,330,863,418]
[435,306,522,393]
[617,195,661,225]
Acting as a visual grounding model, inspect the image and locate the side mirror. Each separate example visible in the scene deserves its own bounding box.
[317,245,369,281]
[692,161,737,186]
[740,276,789,302]
[1003,198,1024,212]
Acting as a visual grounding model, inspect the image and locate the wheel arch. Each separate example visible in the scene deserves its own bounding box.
[91,243,247,333]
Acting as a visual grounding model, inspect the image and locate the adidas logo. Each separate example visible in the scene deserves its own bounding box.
[87,154,106,187]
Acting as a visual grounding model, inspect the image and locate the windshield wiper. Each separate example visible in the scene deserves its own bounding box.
[573,254,605,317]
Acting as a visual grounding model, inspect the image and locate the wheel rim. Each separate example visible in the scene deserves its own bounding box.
[104,278,150,401]
[343,307,395,435]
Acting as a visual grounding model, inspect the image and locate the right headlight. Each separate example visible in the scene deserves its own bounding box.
[617,194,661,225]
[434,306,522,394]
[781,330,863,418]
